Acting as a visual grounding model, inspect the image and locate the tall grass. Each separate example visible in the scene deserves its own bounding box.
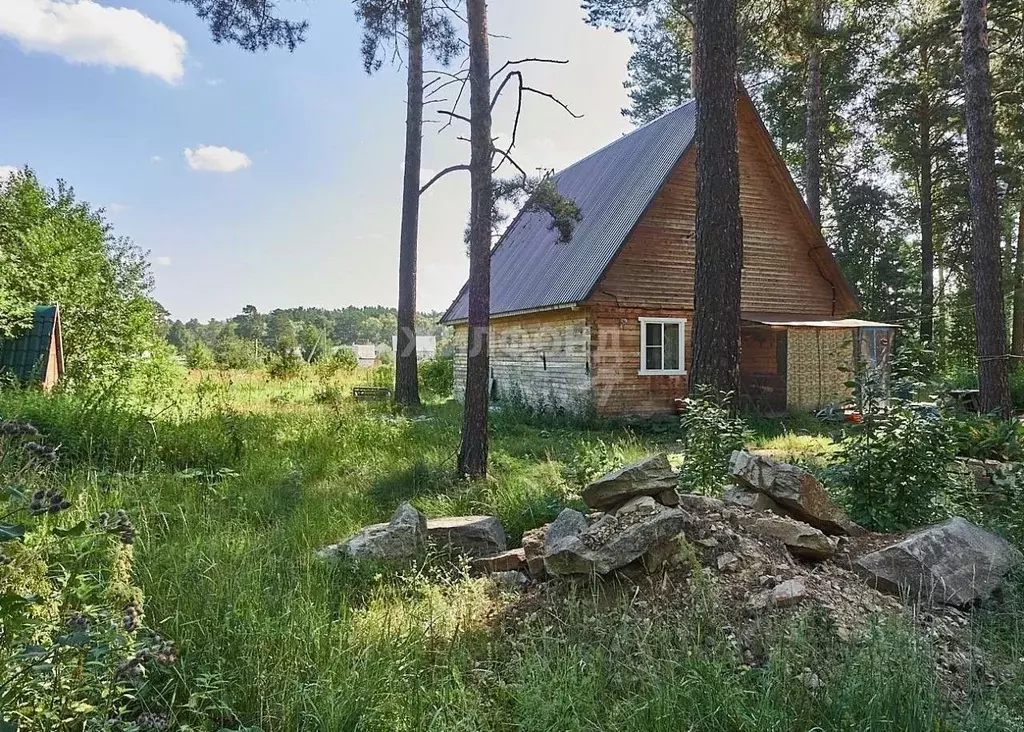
[1,371,1021,730]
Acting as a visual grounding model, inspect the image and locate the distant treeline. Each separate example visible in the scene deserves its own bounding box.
[161,305,452,369]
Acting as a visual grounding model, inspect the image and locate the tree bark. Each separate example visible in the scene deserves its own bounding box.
[690,0,742,395]
[918,63,935,343]
[1012,202,1024,359]
[457,0,492,477]
[804,0,824,227]
[961,0,1011,415]
[394,0,424,407]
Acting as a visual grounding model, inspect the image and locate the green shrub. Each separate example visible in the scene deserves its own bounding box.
[561,437,632,489]
[330,346,359,372]
[268,347,303,380]
[419,356,454,398]
[833,401,956,531]
[184,340,216,370]
[0,420,193,730]
[679,387,747,494]
[949,413,1024,461]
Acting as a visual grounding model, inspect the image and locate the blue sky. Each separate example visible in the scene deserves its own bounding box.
[0,0,634,321]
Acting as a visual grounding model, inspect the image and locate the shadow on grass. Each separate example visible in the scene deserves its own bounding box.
[368,461,457,512]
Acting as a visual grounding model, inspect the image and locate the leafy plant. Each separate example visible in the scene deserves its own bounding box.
[419,356,454,399]
[833,400,956,532]
[268,346,303,380]
[561,438,632,489]
[0,420,188,730]
[949,413,1024,462]
[678,388,747,494]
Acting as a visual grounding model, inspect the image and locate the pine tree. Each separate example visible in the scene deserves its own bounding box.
[961,0,1011,414]
[689,0,742,394]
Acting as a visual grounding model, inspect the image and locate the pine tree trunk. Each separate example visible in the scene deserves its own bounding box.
[394,0,424,407]
[919,78,935,343]
[961,0,1011,415]
[804,0,824,226]
[457,0,492,477]
[1011,202,1024,359]
[690,0,742,394]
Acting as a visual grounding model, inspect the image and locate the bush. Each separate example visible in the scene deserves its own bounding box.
[949,413,1024,461]
[0,420,188,729]
[268,347,303,380]
[678,388,747,494]
[419,356,454,398]
[184,339,216,370]
[833,400,956,532]
[331,346,359,372]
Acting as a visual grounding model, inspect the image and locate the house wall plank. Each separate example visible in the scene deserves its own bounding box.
[452,310,593,413]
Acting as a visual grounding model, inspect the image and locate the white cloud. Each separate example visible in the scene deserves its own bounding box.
[155,256,172,267]
[205,78,223,86]
[183,145,251,173]
[0,165,20,181]
[150,155,162,163]
[106,202,128,213]
[420,168,436,186]
[0,0,187,84]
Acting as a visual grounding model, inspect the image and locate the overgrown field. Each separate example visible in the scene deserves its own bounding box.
[1,369,1022,731]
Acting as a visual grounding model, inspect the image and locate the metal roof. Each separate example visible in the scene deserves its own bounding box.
[441,100,698,323]
[0,305,62,382]
[742,313,900,329]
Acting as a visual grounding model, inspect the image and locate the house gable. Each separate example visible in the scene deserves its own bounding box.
[588,94,856,316]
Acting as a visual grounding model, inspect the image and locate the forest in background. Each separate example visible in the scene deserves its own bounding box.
[161,306,453,369]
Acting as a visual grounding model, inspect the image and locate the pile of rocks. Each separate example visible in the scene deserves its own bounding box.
[319,450,1021,614]
[317,503,507,562]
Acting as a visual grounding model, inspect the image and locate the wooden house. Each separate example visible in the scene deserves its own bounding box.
[0,305,65,390]
[440,94,895,416]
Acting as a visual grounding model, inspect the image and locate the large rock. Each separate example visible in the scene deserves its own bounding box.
[427,516,507,558]
[855,517,1023,607]
[729,451,857,535]
[318,502,427,560]
[741,515,837,560]
[543,502,692,576]
[723,485,782,514]
[582,454,679,510]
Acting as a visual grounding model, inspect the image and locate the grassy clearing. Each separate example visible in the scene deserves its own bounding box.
[1,369,1021,730]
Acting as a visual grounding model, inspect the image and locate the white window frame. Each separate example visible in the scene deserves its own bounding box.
[638,317,686,376]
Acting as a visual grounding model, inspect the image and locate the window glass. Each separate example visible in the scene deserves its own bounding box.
[645,322,662,347]
[663,323,680,370]
[646,344,663,371]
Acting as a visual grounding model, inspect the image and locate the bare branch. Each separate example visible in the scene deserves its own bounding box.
[439,109,472,125]
[420,164,471,195]
[522,86,583,119]
[491,148,528,181]
[490,58,569,80]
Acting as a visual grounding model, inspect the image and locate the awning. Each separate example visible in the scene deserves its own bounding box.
[741,313,900,329]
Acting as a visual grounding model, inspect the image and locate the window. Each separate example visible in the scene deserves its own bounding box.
[639,318,685,375]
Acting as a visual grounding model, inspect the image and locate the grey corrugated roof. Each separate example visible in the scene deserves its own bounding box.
[441,100,697,323]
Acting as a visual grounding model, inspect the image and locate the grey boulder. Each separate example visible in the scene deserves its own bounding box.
[582,454,679,510]
[723,485,783,514]
[427,515,507,558]
[543,502,692,576]
[855,517,1023,607]
[741,515,838,561]
[318,502,427,560]
[729,451,858,535]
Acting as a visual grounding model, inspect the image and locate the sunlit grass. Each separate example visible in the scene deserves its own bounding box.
[1,370,1021,730]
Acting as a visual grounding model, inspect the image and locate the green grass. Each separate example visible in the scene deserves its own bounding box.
[1,370,1021,730]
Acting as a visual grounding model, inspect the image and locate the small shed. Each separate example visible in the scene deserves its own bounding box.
[0,305,65,390]
[739,315,897,412]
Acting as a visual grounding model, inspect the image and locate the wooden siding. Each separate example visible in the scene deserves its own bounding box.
[591,99,845,316]
[589,304,691,417]
[786,328,854,409]
[452,310,593,413]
